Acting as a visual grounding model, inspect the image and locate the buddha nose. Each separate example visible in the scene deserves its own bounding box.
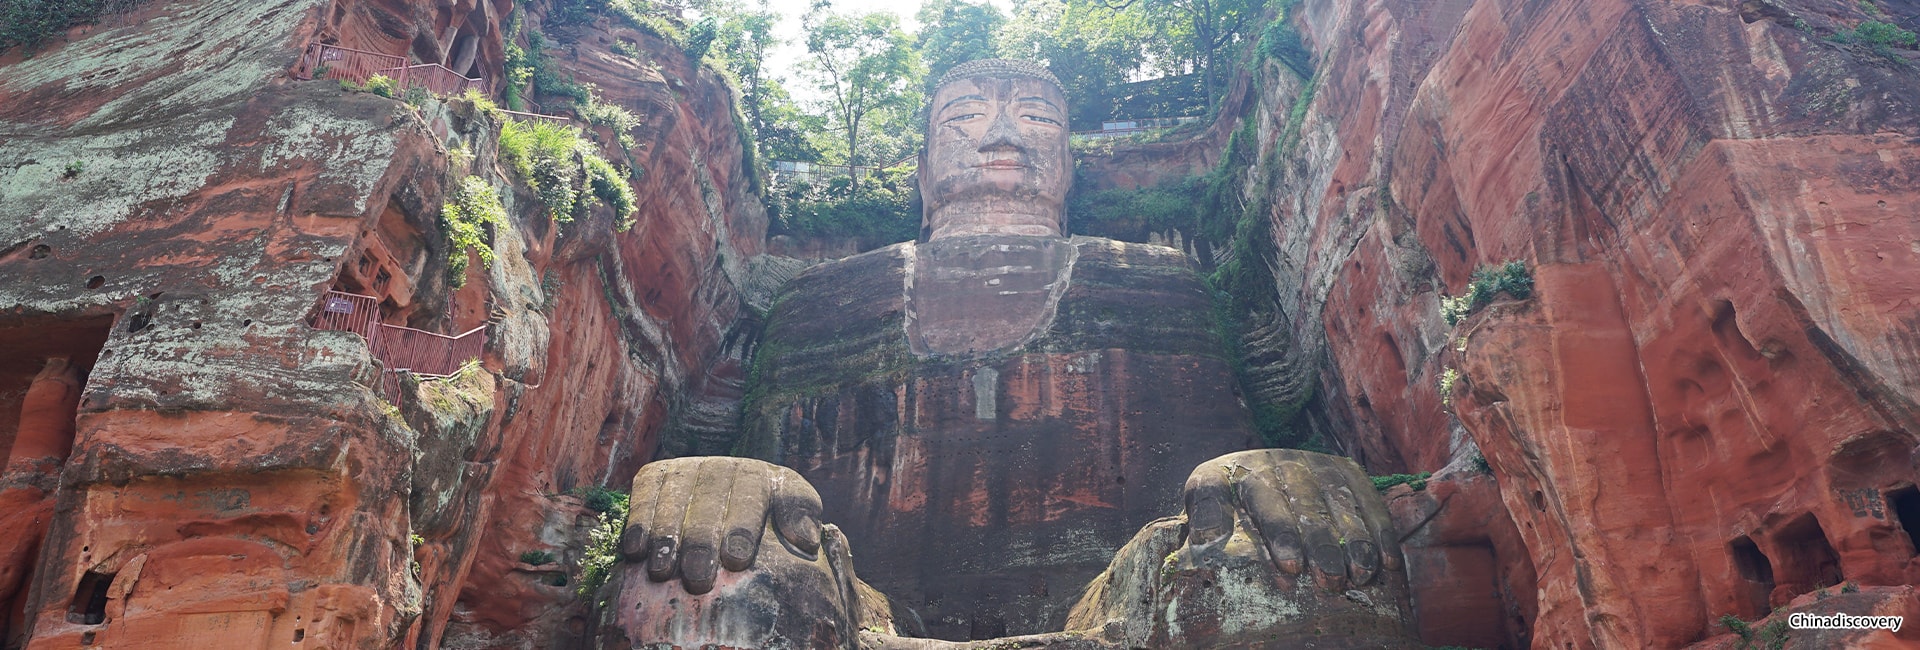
[978,110,1024,152]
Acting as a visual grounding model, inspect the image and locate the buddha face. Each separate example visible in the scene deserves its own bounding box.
[920,74,1071,239]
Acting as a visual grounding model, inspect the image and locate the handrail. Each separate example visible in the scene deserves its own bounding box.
[297,43,406,85]
[372,323,486,377]
[295,42,483,97]
[311,290,380,341]
[499,109,571,124]
[309,290,489,400]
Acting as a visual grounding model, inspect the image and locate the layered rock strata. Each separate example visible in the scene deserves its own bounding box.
[0,1,766,647]
[1229,0,1920,646]
[740,235,1258,638]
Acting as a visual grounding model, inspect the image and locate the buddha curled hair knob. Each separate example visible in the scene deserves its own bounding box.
[932,59,1062,95]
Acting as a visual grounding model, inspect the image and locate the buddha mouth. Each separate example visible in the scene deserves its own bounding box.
[977,160,1027,170]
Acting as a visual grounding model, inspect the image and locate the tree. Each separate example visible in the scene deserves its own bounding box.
[915,0,1006,93]
[1107,0,1264,112]
[800,2,922,190]
[996,0,1153,125]
[695,0,777,125]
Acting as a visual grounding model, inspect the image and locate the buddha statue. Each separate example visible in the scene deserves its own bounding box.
[595,60,1417,649]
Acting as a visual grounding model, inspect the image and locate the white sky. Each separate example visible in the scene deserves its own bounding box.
[755,0,1016,104]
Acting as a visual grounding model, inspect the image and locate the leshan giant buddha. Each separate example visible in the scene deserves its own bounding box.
[597,61,1420,649]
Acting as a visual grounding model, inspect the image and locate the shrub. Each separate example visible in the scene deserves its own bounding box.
[521,30,590,104]
[1371,472,1433,492]
[1442,260,1534,325]
[578,486,627,514]
[547,0,609,28]
[62,160,84,179]
[682,16,717,60]
[498,119,635,228]
[1066,176,1204,242]
[342,74,399,99]
[519,550,556,565]
[1829,19,1918,57]
[499,119,584,220]
[442,176,506,287]
[576,92,640,148]
[769,169,919,248]
[581,152,638,230]
[1257,13,1312,78]
[1718,614,1752,640]
[576,484,629,600]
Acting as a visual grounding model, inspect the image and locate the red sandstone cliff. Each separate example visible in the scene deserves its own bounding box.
[0,0,765,647]
[1222,0,1920,647]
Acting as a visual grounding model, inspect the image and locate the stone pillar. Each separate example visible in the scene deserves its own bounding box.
[9,358,80,466]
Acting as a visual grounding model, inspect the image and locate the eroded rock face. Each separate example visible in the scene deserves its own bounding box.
[743,236,1257,638]
[0,1,767,648]
[1231,0,1920,646]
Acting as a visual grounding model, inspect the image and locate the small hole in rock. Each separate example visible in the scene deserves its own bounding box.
[242,319,253,327]
[293,629,306,642]
[86,276,105,290]
[190,322,202,330]
[29,244,50,259]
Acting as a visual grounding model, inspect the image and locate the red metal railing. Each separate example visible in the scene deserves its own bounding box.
[399,62,483,95]
[294,43,482,96]
[311,290,379,340]
[372,323,486,377]
[311,290,488,403]
[297,43,405,86]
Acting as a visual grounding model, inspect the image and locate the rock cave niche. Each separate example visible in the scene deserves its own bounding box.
[1770,514,1845,602]
[0,316,109,463]
[0,315,110,644]
[329,198,426,327]
[1887,486,1920,557]
[1729,535,1774,619]
[64,570,111,626]
[436,0,496,80]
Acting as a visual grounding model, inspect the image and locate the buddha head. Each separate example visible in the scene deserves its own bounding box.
[919,59,1072,240]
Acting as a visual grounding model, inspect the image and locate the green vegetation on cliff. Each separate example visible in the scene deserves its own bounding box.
[442,176,506,288]
[497,119,637,229]
[1440,261,1534,326]
[0,0,149,53]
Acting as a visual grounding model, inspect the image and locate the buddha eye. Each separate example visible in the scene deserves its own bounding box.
[1023,115,1062,126]
[944,113,985,124]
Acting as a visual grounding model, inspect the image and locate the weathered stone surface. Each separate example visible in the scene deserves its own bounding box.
[1384,470,1536,649]
[1066,449,1418,650]
[1682,585,1920,649]
[1214,0,1920,646]
[595,457,886,650]
[438,12,773,646]
[742,236,1257,639]
[921,62,1073,240]
[0,1,768,647]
